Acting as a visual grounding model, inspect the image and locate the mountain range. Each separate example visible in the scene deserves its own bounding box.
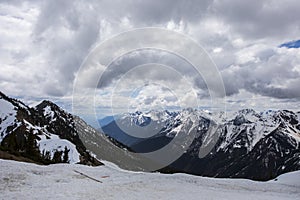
[101,108,300,180]
[1,91,300,181]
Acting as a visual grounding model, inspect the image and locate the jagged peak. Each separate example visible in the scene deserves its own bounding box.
[36,100,67,115]
[237,108,256,115]
[37,100,59,109]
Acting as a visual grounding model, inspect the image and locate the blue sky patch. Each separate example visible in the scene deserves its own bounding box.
[279,39,300,48]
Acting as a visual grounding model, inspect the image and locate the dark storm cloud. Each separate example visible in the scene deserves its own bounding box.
[246,82,300,99]
[97,49,203,89]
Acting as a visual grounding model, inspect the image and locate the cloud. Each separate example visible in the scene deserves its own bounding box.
[1,0,300,116]
[28,0,212,98]
[96,49,204,89]
[211,0,300,40]
[221,47,300,99]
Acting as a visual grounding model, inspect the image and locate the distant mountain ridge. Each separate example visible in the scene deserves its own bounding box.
[101,108,300,180]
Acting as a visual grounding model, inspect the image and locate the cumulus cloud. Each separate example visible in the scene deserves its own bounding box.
[0,0,300,117]
[221,47,300,99]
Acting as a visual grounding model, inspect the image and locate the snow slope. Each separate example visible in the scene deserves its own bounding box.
[38,134,80,164]
[0,97,17,142]
[0,159,299,200]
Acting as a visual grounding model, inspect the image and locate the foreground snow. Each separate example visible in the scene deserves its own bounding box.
[0,159,299,200]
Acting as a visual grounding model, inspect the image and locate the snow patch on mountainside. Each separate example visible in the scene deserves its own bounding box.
[218,110,279,151]
[0,97,17,142]
[22,119,81,163]
[38,134,80,164]
[0,97,15,114]
[43,105,55,121]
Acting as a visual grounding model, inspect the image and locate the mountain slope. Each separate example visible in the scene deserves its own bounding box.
[0,91,101,165]
[0,92,161,172]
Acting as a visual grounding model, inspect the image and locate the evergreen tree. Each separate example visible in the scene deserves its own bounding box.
[52,150,63,163]
[42,150,51,162]
[63,146,70,163]
[25,129,40,160]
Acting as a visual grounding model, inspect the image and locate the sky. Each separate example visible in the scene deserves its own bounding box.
[0,0,300,124]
